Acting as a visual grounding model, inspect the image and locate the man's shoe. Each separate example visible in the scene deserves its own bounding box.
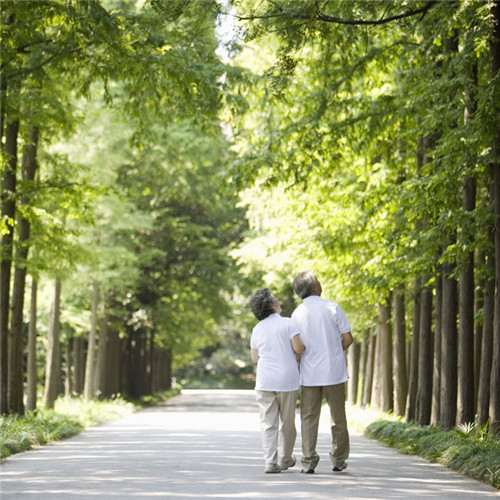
[301,468,315,474]
[279,455,296,471]
[265,464,281,473]
[332,464,347,472]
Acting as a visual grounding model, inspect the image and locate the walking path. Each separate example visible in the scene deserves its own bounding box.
[1,389,498,499]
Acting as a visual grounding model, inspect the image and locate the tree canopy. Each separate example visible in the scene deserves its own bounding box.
[1,0,499,434]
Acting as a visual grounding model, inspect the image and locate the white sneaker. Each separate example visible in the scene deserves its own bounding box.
[265,464,281,473]
[279,455,296,471]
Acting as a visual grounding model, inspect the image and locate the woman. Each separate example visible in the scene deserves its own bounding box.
[249,288,305,473]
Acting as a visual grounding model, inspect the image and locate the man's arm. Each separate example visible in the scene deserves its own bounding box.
[251,348,259,363]
[341,332,353,350]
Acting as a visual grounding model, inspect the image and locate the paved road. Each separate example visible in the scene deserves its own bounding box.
[1,389,498,499]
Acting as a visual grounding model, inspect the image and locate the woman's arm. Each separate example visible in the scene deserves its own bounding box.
[291,334,305,355]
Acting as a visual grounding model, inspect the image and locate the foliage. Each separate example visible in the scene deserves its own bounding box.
[365,419,500,489]
[223,0,497,337]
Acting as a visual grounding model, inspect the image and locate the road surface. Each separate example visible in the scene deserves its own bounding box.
[1,389,498,499]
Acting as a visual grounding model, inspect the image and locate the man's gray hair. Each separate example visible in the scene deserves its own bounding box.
[293,270,319,299]
[249,288,275,321]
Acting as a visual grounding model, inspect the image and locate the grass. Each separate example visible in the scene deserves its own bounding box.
[0,389,179,459]
[364,416,500,490]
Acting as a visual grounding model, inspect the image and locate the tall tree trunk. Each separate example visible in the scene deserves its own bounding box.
[440,253,458,430]
[106,322,122,396]
[0,119,19,414]
[84,280,99,400]
[431,263,442,426]
[8,126,39,414]
[73,336,85,395]
[474,250,484,411]
[348,339,360,405]
[358,329,369,405]
[457,178,476,425]
[488,0,500,436]
[416,283,433,425]
[0,11,15,414]
[65,335,73,396]
[406,276,421,422]
[95,314,109,398]
[393,284,407,417]
[478,198,495,426]
[457,55,478,425]
[42,278,62,410]
[362,327,375,407]
[26,278,38,412]
[379,298,393,412]
[372,328,381,408]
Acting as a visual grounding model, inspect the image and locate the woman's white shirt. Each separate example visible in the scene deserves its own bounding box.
[250,313,301,392]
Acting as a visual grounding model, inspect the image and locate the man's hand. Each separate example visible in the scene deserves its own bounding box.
[341,332,353,350]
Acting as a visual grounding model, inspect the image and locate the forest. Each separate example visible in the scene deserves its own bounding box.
[1,0,499,437]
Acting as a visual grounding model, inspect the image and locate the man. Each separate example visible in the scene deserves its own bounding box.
[291,271,353,474]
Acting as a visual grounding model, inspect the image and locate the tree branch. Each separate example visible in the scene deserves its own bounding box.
[228,1,437,26]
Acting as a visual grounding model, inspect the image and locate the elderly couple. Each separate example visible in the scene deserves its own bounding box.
[249,270,353,474]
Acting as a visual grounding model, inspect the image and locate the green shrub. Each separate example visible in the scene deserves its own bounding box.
[365,419,500,490]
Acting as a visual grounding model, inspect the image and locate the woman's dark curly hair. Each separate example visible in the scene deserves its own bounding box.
[249,288,275,321]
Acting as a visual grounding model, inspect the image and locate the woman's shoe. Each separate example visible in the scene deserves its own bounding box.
[265,464,282,473]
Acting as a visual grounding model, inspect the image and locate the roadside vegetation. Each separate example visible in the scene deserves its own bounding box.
[0,390,178,459]
[364,417,500,490]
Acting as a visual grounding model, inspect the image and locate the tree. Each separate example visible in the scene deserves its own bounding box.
[488,0,500,435]
[1,0,235,412]
[225,0,498,431]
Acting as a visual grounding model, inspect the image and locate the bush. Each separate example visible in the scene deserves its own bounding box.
[365,419,500,489]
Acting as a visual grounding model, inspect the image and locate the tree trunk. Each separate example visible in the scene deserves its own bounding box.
[416,284,433,425]
[372,328,381,408]
[127,327,146,398]
[457,55,478,425]
[8,126,39,414]
[84,280,99,400]
[362,327,375,407]
[152,348,172,391]
[440,254,458,430]
[26,278,38,412]
[406,276,421,422]
[348,339,360,405]
[95,314,109,398]
[358,329,369,405]
[478,194,495,426]
[65,335,73,396]
[474,250,485,410]
[457,204,476,425]
[73,336,85,395]
[393,284,407,417]
[0,119,19,414]
[106,322,123,396]
[431,264,442,426]
[379,298,393,412]
[488,0,500,436]
[42,278,62,410]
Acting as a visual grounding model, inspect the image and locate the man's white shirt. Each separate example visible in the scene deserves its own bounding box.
[292,296,351,386]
